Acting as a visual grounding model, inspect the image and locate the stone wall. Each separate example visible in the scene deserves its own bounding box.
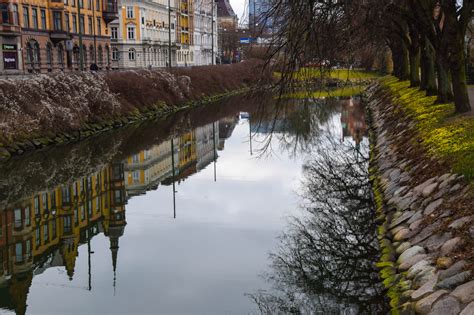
[366,83,474,314]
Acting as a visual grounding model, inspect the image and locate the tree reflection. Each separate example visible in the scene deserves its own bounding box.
[248,136,388,314]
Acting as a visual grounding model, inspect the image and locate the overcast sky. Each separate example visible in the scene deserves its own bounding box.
[229,0,247,24]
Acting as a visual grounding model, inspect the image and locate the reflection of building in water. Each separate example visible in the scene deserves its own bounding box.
[196,122,219,171]
[218,115,239,150]
[0,163,126,315]
[340,97,368,146]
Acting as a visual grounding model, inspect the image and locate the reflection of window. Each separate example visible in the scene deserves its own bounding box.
[62,186,71,204]
[96,196,100,212]
[15,242,23,263]
[35,226,40,247]
[43,223,49,243]
[132,154,139,163]
[52,220,57,238]
[114,190,122,204]
[132,171,140,183]
[26,239,31,259]
[34,196,40,216]
[63,216,72,234]
[25,206,30,226]
[42,192,48,209]
[14,209,22,228]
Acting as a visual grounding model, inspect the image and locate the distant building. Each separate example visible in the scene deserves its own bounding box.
[216,0,238,63]
[193,0,218,65]
[249,0,272,35]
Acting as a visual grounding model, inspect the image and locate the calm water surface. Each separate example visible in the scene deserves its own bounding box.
[0,95,387,314]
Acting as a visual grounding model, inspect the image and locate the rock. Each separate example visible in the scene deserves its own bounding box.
[390,210,415,229]
[470,226,474,238]
[412,273,439,300]
[396,242,412,254]
[394,186,408,196]
[436,271,471,290]
[398,245,425,264]
[399,254,429,271]
[424,199,444,215]
[436,257,453,269]
[449,216,473,229]
[415,290,448,313]
[414,177,438,195]
[407,259,432,279]
[422,233,452,252]
[460,302,474,315]
[408,210,423,224]
[423,183,439,197]
[429,296,461,315]
[394,228,411,241]
[392,225,408,235]
[438,173,452,182]
[451,280,474,304]
[390,168,401,181]
[414,268,437,287]
[439,260,467,281]
[449,184,462,193]
[440,237,463,256]
[409,219,423,231]
[412,222,442,244]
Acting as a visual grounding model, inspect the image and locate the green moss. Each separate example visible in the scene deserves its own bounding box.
[381,77,474,181]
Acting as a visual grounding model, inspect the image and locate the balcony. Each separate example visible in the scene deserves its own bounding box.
[50,30,68,44]
[0,23,20,36]
[103,0,118,24]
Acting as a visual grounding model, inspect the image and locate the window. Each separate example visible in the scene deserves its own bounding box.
[127,25,135,40]
[72,14,77,33]
[126,6,133,19]
[111,26,117,39]
[53,11,62,31]
[71,0,75,7]
[88,0,92,9]
[1,4,10,24]
[12,5,18,25]
[32,8,38,29]
[14,209,22,228]
[58,44,64,66]
[46,44,52,66]
[40,9,46,29]
[80,15,85,34]
[23,6,29,28]
[96,0,100,11]
[97,17,101,34]
[65,13,69,32]
[79,0,83,8]
[88,16,92,34]
[112,47,119,60]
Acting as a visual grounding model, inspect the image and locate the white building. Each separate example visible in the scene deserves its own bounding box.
[192,0,218,66]
[110,0,179,69]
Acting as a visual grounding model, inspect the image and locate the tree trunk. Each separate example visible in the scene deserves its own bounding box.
[436,55,453,103]
[409,47,421,87]
[400,43,410,81]
[424,40,437,96]
[450,47,471,113]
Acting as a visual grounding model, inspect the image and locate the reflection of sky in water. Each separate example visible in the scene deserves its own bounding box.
[22,120,312,315]
[2,102,368,315]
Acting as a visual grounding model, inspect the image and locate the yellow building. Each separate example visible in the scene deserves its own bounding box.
[176,0,194,66]
[0,0,118,74]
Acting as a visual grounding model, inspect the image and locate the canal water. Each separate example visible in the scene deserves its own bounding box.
[0,94,388,314]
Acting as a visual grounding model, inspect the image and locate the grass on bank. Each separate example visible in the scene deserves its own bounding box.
[275,68,382,82]
[383,77,474,181]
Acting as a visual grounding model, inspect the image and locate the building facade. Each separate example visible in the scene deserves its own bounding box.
[109,0,178,69]
[0,0,118,74]
[192,0,217,66]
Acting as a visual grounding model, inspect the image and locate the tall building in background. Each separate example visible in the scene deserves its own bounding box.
[249,0,272,35]
[216,0,238,63]
[0,0,118,74]
[176,0,194,66]
[110,0,178,69]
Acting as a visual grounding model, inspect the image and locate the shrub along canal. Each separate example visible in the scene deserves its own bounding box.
[0,93,388,314]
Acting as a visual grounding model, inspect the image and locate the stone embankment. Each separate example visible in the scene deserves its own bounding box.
[366,84,474,314]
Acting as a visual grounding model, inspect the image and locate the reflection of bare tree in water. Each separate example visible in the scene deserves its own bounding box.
[248,137,388,314]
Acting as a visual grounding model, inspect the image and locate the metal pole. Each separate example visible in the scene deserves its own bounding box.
[168,0,172,68]
[171,138,176,218]
[211,0,214,65]
[78,0,84,70]
[213,122,217,182]
[92,0,97,64]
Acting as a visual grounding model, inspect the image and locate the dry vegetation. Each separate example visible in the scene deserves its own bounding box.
[0,60,268,147]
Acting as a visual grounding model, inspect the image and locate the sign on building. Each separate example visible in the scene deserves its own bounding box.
[2,44,18,70]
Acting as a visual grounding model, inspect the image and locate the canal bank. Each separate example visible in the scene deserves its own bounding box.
[0,60,269,161]
[366,79,474,314]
